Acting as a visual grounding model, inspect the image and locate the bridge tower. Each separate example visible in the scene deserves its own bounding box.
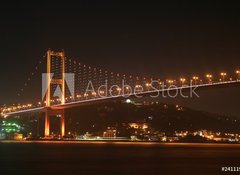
[45,49,66,138]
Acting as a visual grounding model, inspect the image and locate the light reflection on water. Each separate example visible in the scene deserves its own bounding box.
[2,140,240,147]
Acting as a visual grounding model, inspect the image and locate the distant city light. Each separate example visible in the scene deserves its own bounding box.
[126,99,131,103]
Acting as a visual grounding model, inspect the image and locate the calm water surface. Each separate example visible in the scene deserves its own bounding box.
[0,141,240,175]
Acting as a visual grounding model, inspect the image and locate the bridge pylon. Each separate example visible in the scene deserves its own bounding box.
[44,49,66,138]
[44,107,65,138]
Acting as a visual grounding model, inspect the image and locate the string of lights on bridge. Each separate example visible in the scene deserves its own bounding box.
[17,54,46,97]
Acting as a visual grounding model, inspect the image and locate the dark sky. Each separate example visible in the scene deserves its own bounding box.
[0,1,240,116]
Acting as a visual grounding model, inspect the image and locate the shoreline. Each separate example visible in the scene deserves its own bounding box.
[1,140,240,147]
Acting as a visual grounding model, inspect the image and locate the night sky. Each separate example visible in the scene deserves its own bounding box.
[0,1,240,116]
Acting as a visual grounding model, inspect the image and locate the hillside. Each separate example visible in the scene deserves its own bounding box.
[65,100,240,133]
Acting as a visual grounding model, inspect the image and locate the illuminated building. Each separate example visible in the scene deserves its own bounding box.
[1,121,21,133]
[103,127,117,138]
[128,122,148,130]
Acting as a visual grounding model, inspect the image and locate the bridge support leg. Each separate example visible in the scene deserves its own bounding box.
[44,111,50,137]
[44,108,65,138]
[60,111,65,137]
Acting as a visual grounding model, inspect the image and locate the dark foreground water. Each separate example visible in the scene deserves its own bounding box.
[0,141,240,175]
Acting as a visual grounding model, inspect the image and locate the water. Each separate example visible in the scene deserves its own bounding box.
[0,141,240,175]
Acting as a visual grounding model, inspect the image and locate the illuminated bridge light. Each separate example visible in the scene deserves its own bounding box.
[236,70,240,80]
[180,78,186,85]
[145,83,150,87]
[220,72,227,81]
[206,74,213,83]
[192,76,199,85]
[167,80,174,85]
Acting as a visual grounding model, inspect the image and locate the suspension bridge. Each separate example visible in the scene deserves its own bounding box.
[1,49,240,138]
